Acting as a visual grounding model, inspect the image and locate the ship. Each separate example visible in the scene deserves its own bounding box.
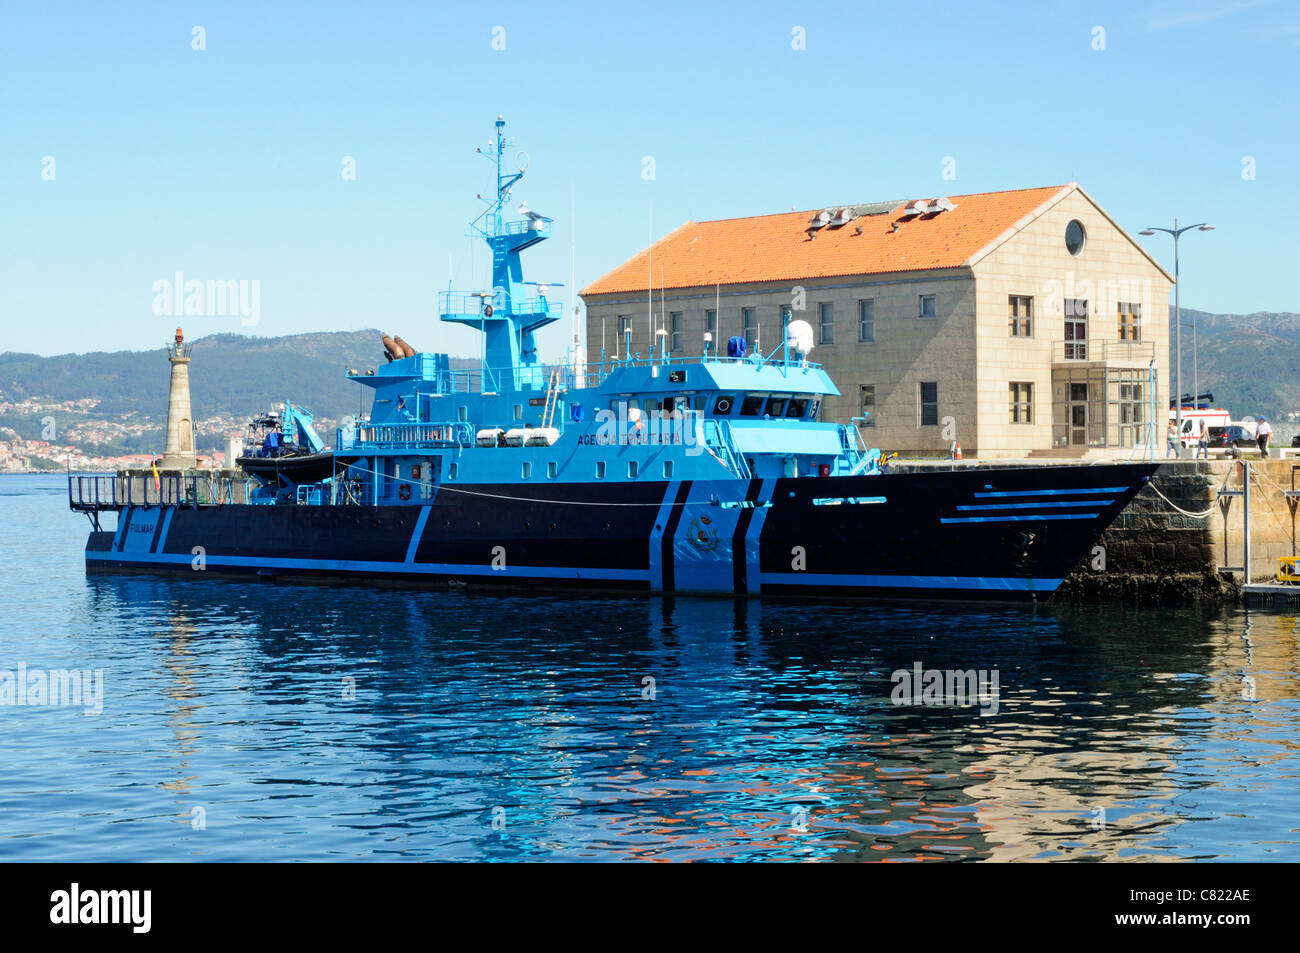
[69,117,1157,603]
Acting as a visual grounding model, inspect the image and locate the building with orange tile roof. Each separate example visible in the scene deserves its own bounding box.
[581,184,1173,458]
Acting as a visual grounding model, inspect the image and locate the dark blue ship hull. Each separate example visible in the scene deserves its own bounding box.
[84,463,1155,603]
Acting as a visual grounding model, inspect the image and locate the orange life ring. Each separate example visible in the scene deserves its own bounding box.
[398,484,411,501]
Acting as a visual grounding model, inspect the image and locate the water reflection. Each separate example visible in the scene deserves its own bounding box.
[61,576,1300,861]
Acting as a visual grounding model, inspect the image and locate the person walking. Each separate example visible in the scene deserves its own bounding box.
[1256,416,1272,458]
[1196,419,1209,459]
[1166,419,1179,458]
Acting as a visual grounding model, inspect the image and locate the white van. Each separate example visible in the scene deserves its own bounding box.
[1169,406,1230,447]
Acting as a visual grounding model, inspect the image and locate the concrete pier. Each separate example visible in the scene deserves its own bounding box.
[1061,458,1300,603]
[895,456,1300,603]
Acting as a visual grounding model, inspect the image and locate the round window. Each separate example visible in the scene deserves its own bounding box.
[1065,219,1086,256]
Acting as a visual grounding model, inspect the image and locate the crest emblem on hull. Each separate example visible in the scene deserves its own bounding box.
[687,514,719,552]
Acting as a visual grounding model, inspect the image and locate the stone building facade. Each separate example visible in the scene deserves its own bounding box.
[581,184,1173,459]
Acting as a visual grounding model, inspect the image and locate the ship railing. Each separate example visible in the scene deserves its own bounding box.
[433,353,822,397]
[842,422,876,475]
[500,219,552,238]
[702,419,751,480]
[68,472,255,511]
[351,421,475,449]
[438,292,563,321]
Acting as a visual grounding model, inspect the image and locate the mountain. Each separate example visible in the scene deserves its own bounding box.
[0,330,478,458]
[0,329,476,422]
[1171,310,1300,422]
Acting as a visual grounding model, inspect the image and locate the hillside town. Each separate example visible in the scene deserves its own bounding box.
[0,395,252,472]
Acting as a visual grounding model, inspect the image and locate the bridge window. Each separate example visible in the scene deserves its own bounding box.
[596,461,606,479]
[741,394,765,416]
[766,396,789,417]
[713,395,735,415]
[787,397,809,418]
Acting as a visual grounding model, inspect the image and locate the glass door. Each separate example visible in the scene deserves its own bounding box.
[1065,308,1088,360]
[1068,382,1089,445]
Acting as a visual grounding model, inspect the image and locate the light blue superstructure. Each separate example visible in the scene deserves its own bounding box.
[265,116,878,508]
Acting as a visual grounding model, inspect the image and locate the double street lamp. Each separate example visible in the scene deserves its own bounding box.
[1138,220,1215,446]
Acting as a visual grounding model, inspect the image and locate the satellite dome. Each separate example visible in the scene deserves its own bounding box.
[786,319,815,356]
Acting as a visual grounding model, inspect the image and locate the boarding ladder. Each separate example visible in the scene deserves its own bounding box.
[541,368,561,428]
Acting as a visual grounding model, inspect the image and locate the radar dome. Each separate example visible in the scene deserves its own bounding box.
[786,319,815,356]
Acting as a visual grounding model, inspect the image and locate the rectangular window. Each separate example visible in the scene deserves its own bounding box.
[1118,302,1141,341]
[669,311,684,353]
[1009,382,1033,424]
[595,461,606,479]
[858,299,875,343]
[860,385,876,426]
[547,460,557,479]
[458,406,468,422]
[818,302,834,344]
[786,397,809,418]
[742,307,758,349]
[449,462,459,479]
[740,394,765,415]
[627,460,639,479]
[705,308,717,338]
[513,404,523,421]
[662,460,674,479]
[919,381,938,426]
[780,304,793,335]
[521,461,532,479]
[919,294,937,319]
[1009,295,1033,337]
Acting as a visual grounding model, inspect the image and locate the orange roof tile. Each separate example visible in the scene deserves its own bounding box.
[581,185,1071,296]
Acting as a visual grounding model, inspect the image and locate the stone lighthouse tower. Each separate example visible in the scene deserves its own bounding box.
[159,327,196,470]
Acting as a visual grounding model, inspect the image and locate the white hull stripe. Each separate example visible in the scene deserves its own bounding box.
[88,550,649,581]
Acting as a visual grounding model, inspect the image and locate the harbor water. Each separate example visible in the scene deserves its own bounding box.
[3,474,1298,861]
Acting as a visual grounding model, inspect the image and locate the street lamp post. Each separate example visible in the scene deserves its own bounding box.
[1138,220,1214,454]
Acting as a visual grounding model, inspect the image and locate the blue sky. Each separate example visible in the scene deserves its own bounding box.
[2,0,1296,359]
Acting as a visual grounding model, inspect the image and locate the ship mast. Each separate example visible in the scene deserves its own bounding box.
[438,116,561,393]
